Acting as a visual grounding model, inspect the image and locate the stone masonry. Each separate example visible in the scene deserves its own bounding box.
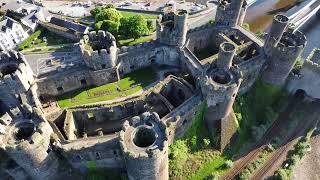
[0,0,316,179]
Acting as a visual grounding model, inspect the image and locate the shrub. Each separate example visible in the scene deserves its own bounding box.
[242,23,250,31]
[203,138,211,147]
[189,135,197,148]
[239,169,251,180]
[292,57,304,74]
[274,169,289,180]
[224,160,233,168]
[169,140,189,176]
[209,20,215,25]
[205,173,218,180]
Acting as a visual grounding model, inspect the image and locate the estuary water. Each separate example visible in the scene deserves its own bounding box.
[245,0,320,58]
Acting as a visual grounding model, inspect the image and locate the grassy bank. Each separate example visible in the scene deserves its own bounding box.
[57,67,156,108]
[169,102,232,180]
[228,79,289,157]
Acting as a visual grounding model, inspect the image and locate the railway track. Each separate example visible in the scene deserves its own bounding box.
[250,101,319,180]
[221,96,302,180]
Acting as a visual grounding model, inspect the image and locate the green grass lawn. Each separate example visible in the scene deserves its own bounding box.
[118,34,156,46]
[20,28,75,51]
[57,67,156,108]
[119,10,159,19]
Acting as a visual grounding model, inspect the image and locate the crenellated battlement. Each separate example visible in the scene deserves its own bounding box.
[156,8,188,47]
[120,112,169,180]
[80,30,118,70]
[215,0,247,27]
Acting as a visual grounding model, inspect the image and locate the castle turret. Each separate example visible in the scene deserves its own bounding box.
[80,30,118,70]
[156,8,188,47]
[200,42,242,129]
[216,0,247,27]
[0,109,59,180]
[120,112,169,180]
[264,14,289,54]
[262,15,307,86]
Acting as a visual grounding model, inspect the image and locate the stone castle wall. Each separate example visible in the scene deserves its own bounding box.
[36,67,118,96]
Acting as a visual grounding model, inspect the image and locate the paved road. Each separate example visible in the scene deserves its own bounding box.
[188,5,217,29]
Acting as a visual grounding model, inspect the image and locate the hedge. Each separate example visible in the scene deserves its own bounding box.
[18,28,44,50]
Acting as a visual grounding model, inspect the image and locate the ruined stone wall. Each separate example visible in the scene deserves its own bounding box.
[36,67,118,96]
[80,31,118,70]
[64,110,77,140]
[163,95,202,143]
[36,68,92,96]
[215,0,246,27]
[186,24,216,52]
[59,135,123,172]
[0,52,34,96]
[237,54,265,94]
[156,9,188,47]
[1,110,59,180]
[118,41,180,75]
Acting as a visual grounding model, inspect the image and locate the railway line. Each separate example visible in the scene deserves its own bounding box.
[221,95,304,180]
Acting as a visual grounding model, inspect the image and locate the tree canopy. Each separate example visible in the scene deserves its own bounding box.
[95,8,122,23]
[95,20,120,35]
[119,15,149,39]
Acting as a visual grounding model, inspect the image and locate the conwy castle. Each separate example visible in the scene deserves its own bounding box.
[0,0,320,179]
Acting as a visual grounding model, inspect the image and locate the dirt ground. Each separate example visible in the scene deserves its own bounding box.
[292,132,320,180]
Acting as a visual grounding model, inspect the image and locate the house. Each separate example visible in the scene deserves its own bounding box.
[39,16,89,41]
[49,17,89,35]
[0,16,28,51]
[21,7,51,32]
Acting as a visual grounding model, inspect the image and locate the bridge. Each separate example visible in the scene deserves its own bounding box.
[288,0,320,31]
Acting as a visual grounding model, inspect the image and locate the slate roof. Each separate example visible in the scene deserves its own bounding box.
[49,17,88,34]
[0,17,18,32]
[21,11,38,28]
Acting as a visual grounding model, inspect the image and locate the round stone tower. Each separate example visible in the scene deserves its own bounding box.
[200,42,242,128]
[216,0,246,27]
[120,112,169,180]
[1,118,59,180]
[80,30,118,70]
[156,8,188,47]
[262,15,307,86]
[264,14,290,55]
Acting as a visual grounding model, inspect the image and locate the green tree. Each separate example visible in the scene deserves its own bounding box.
[119,15,148,39]
[90,6,103,17]
[95,8,122,23]
[95,20,120,36]
[105,3,115,8]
